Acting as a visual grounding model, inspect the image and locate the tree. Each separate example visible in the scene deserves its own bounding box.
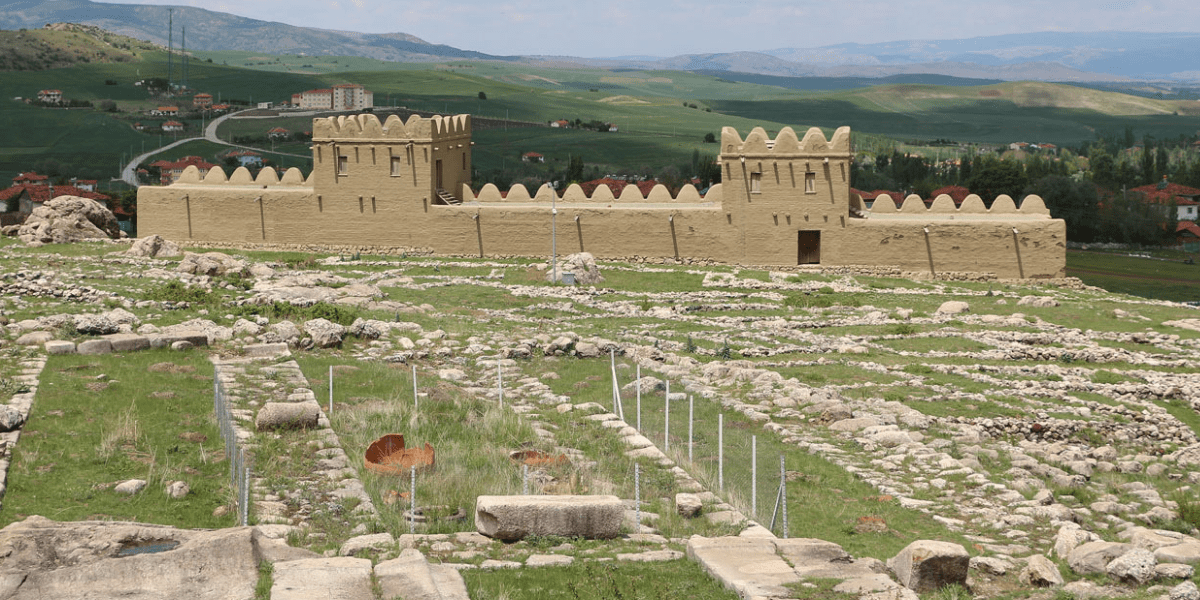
[703,132,716,143]
[966,157,1028,204]
[478,91,487,100]
[1026,176,1100,242]
[565,155,584,185]
[697,154,721,188]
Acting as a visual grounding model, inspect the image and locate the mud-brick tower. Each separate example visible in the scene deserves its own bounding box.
[718,125,852,264]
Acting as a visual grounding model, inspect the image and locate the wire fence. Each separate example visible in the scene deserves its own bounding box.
[213,368,251,527]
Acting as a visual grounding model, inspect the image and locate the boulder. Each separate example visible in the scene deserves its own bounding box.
[1171,581,1200,600]
[126,235,182,259]
[255,401,321,431]
[0,405,25,432]
[1054,525,1099,559]
[349,318,389,340]
[165,481,190,499]
[475,495,623,540]
[676,493,702,518]
[936,301,970,315]
[547,252,603,285]
[76,339,113,355]
[1019,554,1063,587]
[1067,541,1134,575]
[1105,548,1157,584]
[176,252,246,276]
[17,196,119,246]
[303,318,345,348]
[15,331,53,346]
[0,517,260,599]
[73,313,119,335]
[114,479,147,495]
[374,548,470,600]
[888,540,970,592]
[1018,296,1060,308]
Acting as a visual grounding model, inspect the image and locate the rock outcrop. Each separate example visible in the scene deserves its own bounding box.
[17,196,120,246]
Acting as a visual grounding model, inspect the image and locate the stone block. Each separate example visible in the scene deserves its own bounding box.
[375,549,470,599]
[77,339,113,355]
[104,333,150,352]
[43,340,76,355]
[475,495,623,540]
[272,557,373,600]
[1067,541,1133,575]
[888,540,970,592]
[255,401,321,431]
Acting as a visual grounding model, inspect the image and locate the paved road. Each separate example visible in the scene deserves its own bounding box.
[120,109,309,188]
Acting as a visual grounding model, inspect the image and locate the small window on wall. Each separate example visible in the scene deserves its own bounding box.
[462,152,467,170]
[337,156,349,175]
[804,172,816,193]
[750,172,762,193]
[391,156,402,177]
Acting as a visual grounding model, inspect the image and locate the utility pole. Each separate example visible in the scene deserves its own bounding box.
[167,9,173,92]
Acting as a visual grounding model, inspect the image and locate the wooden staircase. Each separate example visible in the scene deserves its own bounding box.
[434,188,461,205]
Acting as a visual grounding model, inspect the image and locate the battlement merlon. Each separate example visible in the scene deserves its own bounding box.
[311,113,472,143]
[719,126,852,158]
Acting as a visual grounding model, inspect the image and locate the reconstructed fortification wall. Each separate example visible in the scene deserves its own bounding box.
[137,113,1066,279]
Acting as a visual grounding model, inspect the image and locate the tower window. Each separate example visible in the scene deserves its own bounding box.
[337,156,348,175]
[391,156,402,177]
[805,172,816,193]
[750,172,762,193]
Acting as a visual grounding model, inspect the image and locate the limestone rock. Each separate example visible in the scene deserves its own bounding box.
[1019,554,1063,587]
[0,517,259,599]
[375,548,470,600]
[165,481,190,499]
[1054,525,1099,559]
[176,251,246,276]
[888,540,970,592]
[73,313,118,335]
[255,401,320,431]
[676,493,702,518]
[1171,581,1200,600]
[936,301,970,315]
[547,252,603,285]
[114,479,147,495]
[17,196,119,245]
[272,557,374,600]
[1105,548,1157,584]
[1156,543,1200,565]
[475,495,623,540]
[1018,295,1060,308]
[126,235,181,258]
[303,318,345,348]
[338,533,395,557]
[1068,541,1134,575]
[0,405,25,432]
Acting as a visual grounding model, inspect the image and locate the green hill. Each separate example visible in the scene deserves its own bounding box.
[0,23,159,71]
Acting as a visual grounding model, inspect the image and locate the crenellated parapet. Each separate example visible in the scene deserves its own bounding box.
[466,183,718,204]
[173,165,313,187]
[312,113,471,142]
[867,193,1051,216]
[719,126,851,157]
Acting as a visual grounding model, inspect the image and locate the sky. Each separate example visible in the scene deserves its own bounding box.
[98,0,1200,57]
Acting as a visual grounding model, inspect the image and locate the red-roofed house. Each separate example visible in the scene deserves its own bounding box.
[521,152,544,163]
[224,149,263,167]
[211,103,231,112]
[927,185,971,206]
[70,178,97,192]
[151,106,179,116]
[37,89,62,104]
[12,172,48,186]
[268,127,290,140]
[550,120,570,128]
[0,179,110,215]
[292,84,373,110]
[162,121,185,132]
[193,93,213,108]
[1130,179,1200,222]
[1177,221,1200,253]
[150,156,216,185]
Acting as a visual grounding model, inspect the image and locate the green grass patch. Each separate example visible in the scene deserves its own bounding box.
[1,350,234,528]
[462,559,740,600]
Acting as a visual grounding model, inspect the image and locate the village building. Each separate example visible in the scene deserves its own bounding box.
[224,149,264,167]
[149,156,216,185]
[137,113,1065,279]
[37,89,63,104]
[521,152,544,163]
[151,106,180,116]
[0,172,110,219]
[291,84,373,111]
[193,93,213,108]
[162,121,185,132]
[1129,179,1200,223]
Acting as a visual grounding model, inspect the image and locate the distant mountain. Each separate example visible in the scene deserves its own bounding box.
[762,32,1200,81]
[1,1,1194,83]
[0,0,516,62]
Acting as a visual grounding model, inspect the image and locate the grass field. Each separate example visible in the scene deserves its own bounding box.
[1066,249,1200,303]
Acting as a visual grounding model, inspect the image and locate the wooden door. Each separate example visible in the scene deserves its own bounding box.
[798,231,820,264]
